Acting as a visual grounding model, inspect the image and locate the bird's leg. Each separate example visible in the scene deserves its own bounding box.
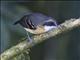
[26,32,33,43]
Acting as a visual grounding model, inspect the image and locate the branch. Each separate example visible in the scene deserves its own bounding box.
[1,18,80,60]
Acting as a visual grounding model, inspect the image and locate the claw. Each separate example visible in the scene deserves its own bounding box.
[26,32,33,43]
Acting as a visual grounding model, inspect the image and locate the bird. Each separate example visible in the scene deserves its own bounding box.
[14,12,58,43]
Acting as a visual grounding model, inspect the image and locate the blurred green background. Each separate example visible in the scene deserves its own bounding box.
[1,1,80,60]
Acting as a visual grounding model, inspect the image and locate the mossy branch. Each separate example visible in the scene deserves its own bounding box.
[1,18,80,60]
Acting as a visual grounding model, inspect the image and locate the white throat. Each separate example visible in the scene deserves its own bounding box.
[44,26,57,32]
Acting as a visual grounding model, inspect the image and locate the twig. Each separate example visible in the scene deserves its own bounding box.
[1,18,80,60]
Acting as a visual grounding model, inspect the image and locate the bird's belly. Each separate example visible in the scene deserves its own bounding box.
[24,25,57,34]
[24,27,45,34]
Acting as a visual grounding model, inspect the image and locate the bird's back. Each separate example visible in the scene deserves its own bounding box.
[29,13,51,26]
[14,13,52,28]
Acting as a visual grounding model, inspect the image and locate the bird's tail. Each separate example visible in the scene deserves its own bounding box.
[13,20,20,25]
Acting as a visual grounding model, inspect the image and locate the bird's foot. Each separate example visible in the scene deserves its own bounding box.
[27,37,33,43]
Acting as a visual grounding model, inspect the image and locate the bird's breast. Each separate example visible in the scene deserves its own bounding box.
[44,26,57,31]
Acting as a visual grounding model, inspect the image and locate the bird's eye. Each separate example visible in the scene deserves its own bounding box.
[43,21,56,26]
